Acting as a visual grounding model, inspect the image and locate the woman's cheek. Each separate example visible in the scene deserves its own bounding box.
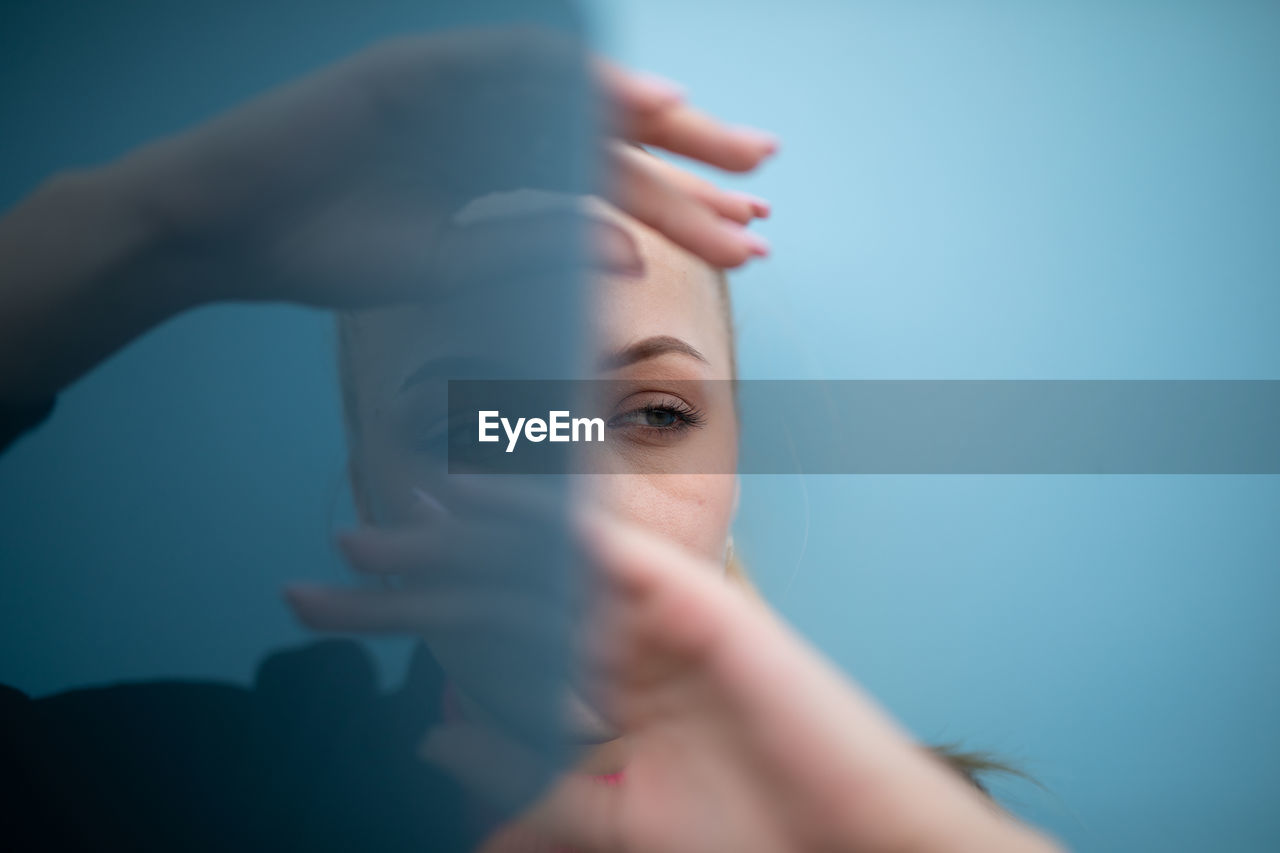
[593,473,736,566]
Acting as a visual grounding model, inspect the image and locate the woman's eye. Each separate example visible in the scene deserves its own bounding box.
[619,409,680,427]
[647,409,679,427]
[607,401,705,434]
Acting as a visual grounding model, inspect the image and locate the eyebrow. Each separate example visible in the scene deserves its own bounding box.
[599,335,709,371]
[398,336,708,392]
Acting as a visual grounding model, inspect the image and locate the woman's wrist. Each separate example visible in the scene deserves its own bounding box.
[0,164,202,400]
[986,818,1066,853]
[97,141,235,310]
[808,749,1063,853]
[896,807,1066,853]
[84,163,197,308]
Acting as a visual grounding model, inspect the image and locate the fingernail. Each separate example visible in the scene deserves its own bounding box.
[731,192,772,219]
[743,231,771,257]
[596,223,646,276]
[736,127,780,155]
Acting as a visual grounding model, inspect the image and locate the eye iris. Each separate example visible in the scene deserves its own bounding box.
[644,408,677,428]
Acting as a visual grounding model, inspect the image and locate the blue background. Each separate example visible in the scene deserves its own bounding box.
[2,2,1278,850]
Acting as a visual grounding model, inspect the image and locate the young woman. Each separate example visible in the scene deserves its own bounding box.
[296,194,1060,853]
[0,29,1062,853]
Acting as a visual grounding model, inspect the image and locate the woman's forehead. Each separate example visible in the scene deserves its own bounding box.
[585,198,732,374]
[346,198,732,386]
[592,244,729,375]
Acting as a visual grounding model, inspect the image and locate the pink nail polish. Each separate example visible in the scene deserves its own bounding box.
[597,223,646,276]
[727,191,771,219]
[739,128,780,155]
[743,231,771,257]
[742,193,772,218]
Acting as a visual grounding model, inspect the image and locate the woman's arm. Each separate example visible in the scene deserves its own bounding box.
[0,30,774,411]
[0,165,188,403]
[288,487,1067,853]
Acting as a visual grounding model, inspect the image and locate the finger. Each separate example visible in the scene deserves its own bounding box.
[627,101,779,173]
[576,512,938,756]
[335,522,575,601]
[635,151,771,225]
[286,584,453,633]
[574,504,711,599]
[572,507,740,690]
[336,479,582,599]
[593,57,685,115]
[611,144,770,268]
[699,188,771,225]
[736,191,772,220]
[284,583,548,636]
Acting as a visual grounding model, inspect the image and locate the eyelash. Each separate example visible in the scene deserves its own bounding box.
[607,398,706,434]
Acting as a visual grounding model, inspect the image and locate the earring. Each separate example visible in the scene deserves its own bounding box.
[723,535,735,570]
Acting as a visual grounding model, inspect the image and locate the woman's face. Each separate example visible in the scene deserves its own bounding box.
[343,201,739,565]
[340,200,738,763]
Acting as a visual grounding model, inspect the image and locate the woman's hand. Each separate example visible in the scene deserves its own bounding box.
[0,28,774,399]
[289,489,1064,853]
[526,511,1065,853]
[110,27,775,309]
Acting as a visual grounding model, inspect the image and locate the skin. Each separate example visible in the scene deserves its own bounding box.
[583,200,740,563]
[0,29,1063,852]
[307,209,1065,853]
[334,200,741,788]
[338,195,737,541]
[0,30,774,403]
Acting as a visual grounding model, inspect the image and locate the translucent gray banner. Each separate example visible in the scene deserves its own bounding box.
[446,380,1280,474]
